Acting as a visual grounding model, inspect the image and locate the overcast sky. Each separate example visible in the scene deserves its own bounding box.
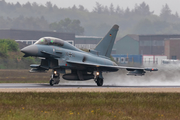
[4,0,180,15]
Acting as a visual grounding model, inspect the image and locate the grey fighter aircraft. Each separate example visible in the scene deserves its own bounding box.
[21,24,158,86]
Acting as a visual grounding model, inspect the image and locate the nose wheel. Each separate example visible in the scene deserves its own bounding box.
[95,77,103,86]
[96,78,103,86]
[94,71,103,86]
[50,70,60,86]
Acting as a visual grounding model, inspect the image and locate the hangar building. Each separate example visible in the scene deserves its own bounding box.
[75,36,102,49]
[113,34,180,65]
[164,38,180,59]
[0,29,75,46]
[114,34,180,55]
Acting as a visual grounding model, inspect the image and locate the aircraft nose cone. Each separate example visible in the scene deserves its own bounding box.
[21,45,38,56]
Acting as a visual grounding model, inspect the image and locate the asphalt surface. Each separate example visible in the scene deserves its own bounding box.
[1,83,180,93]
[0,83,180,88]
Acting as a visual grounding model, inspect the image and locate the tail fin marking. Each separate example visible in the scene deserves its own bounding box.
[94,25,119,57]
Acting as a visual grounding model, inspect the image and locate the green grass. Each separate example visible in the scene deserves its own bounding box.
[0,92,180,120]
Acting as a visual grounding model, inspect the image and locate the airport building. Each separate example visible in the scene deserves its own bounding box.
[0,29,75,46]
[0,29,104,50]
[113,34,180,55]
[113,34,180,65]
[2,29,180,63]
[113,35,139,55]
[112,54,167,66]
[75,36,102,49]
[112,54,142,66]
[164,38,180,59]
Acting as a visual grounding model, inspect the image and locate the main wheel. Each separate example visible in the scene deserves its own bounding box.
[96,78,103,86]
[50,79,54,86]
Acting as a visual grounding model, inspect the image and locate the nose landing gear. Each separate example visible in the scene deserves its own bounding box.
[94,71,103,86]
[95,77,103,86]
[50,70,60,86]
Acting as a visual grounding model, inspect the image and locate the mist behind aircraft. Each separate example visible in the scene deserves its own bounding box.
[104,65,180,86]
[63,65,180,86]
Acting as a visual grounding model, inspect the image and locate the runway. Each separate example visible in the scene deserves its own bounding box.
[0,83,180,92]
[1,83,180,88]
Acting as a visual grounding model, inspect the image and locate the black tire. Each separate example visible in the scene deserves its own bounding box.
[96,78,103,86]
[55,80,60,84]
[50,79,54,86]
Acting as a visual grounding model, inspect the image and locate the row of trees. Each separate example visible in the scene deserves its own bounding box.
[0,57,39,69]
[0,0,180,36]
[0,16,84,35]
[92,2,153,16]
[0,39,40,69]
[0,39,18,57]
[0,0,177,18]
[49,18,84,35]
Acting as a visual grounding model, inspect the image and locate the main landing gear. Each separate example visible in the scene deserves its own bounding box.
[50,70,60,86]
[94,71,104,86]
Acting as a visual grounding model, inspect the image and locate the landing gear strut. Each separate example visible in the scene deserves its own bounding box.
[50,70,60,86]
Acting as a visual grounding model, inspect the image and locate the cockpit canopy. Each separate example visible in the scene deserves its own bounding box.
[35,37,64,47]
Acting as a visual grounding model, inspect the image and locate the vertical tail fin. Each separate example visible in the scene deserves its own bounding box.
[94,24,119,57]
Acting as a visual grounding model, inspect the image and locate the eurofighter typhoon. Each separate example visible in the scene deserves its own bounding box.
[21,25,158,86]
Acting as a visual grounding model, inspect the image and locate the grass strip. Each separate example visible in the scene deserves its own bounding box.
[0,92,179,120]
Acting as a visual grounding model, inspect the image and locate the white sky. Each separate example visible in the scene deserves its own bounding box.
[4,0,180,15]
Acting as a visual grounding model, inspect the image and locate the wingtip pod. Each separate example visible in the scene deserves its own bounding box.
[145,68,158,72]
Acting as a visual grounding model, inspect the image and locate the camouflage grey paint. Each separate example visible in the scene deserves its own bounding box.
[95,25,119,57]
[21,25,158,82]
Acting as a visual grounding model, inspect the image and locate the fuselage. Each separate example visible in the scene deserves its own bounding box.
[20,25,157,86]
[21,37,118,72]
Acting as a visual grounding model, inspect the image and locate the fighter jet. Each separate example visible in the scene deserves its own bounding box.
[21,25,158,86]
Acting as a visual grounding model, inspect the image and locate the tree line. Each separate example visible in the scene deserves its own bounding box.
[0,39,39,69]
[0,39,18,57]
[0,0,180,37]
